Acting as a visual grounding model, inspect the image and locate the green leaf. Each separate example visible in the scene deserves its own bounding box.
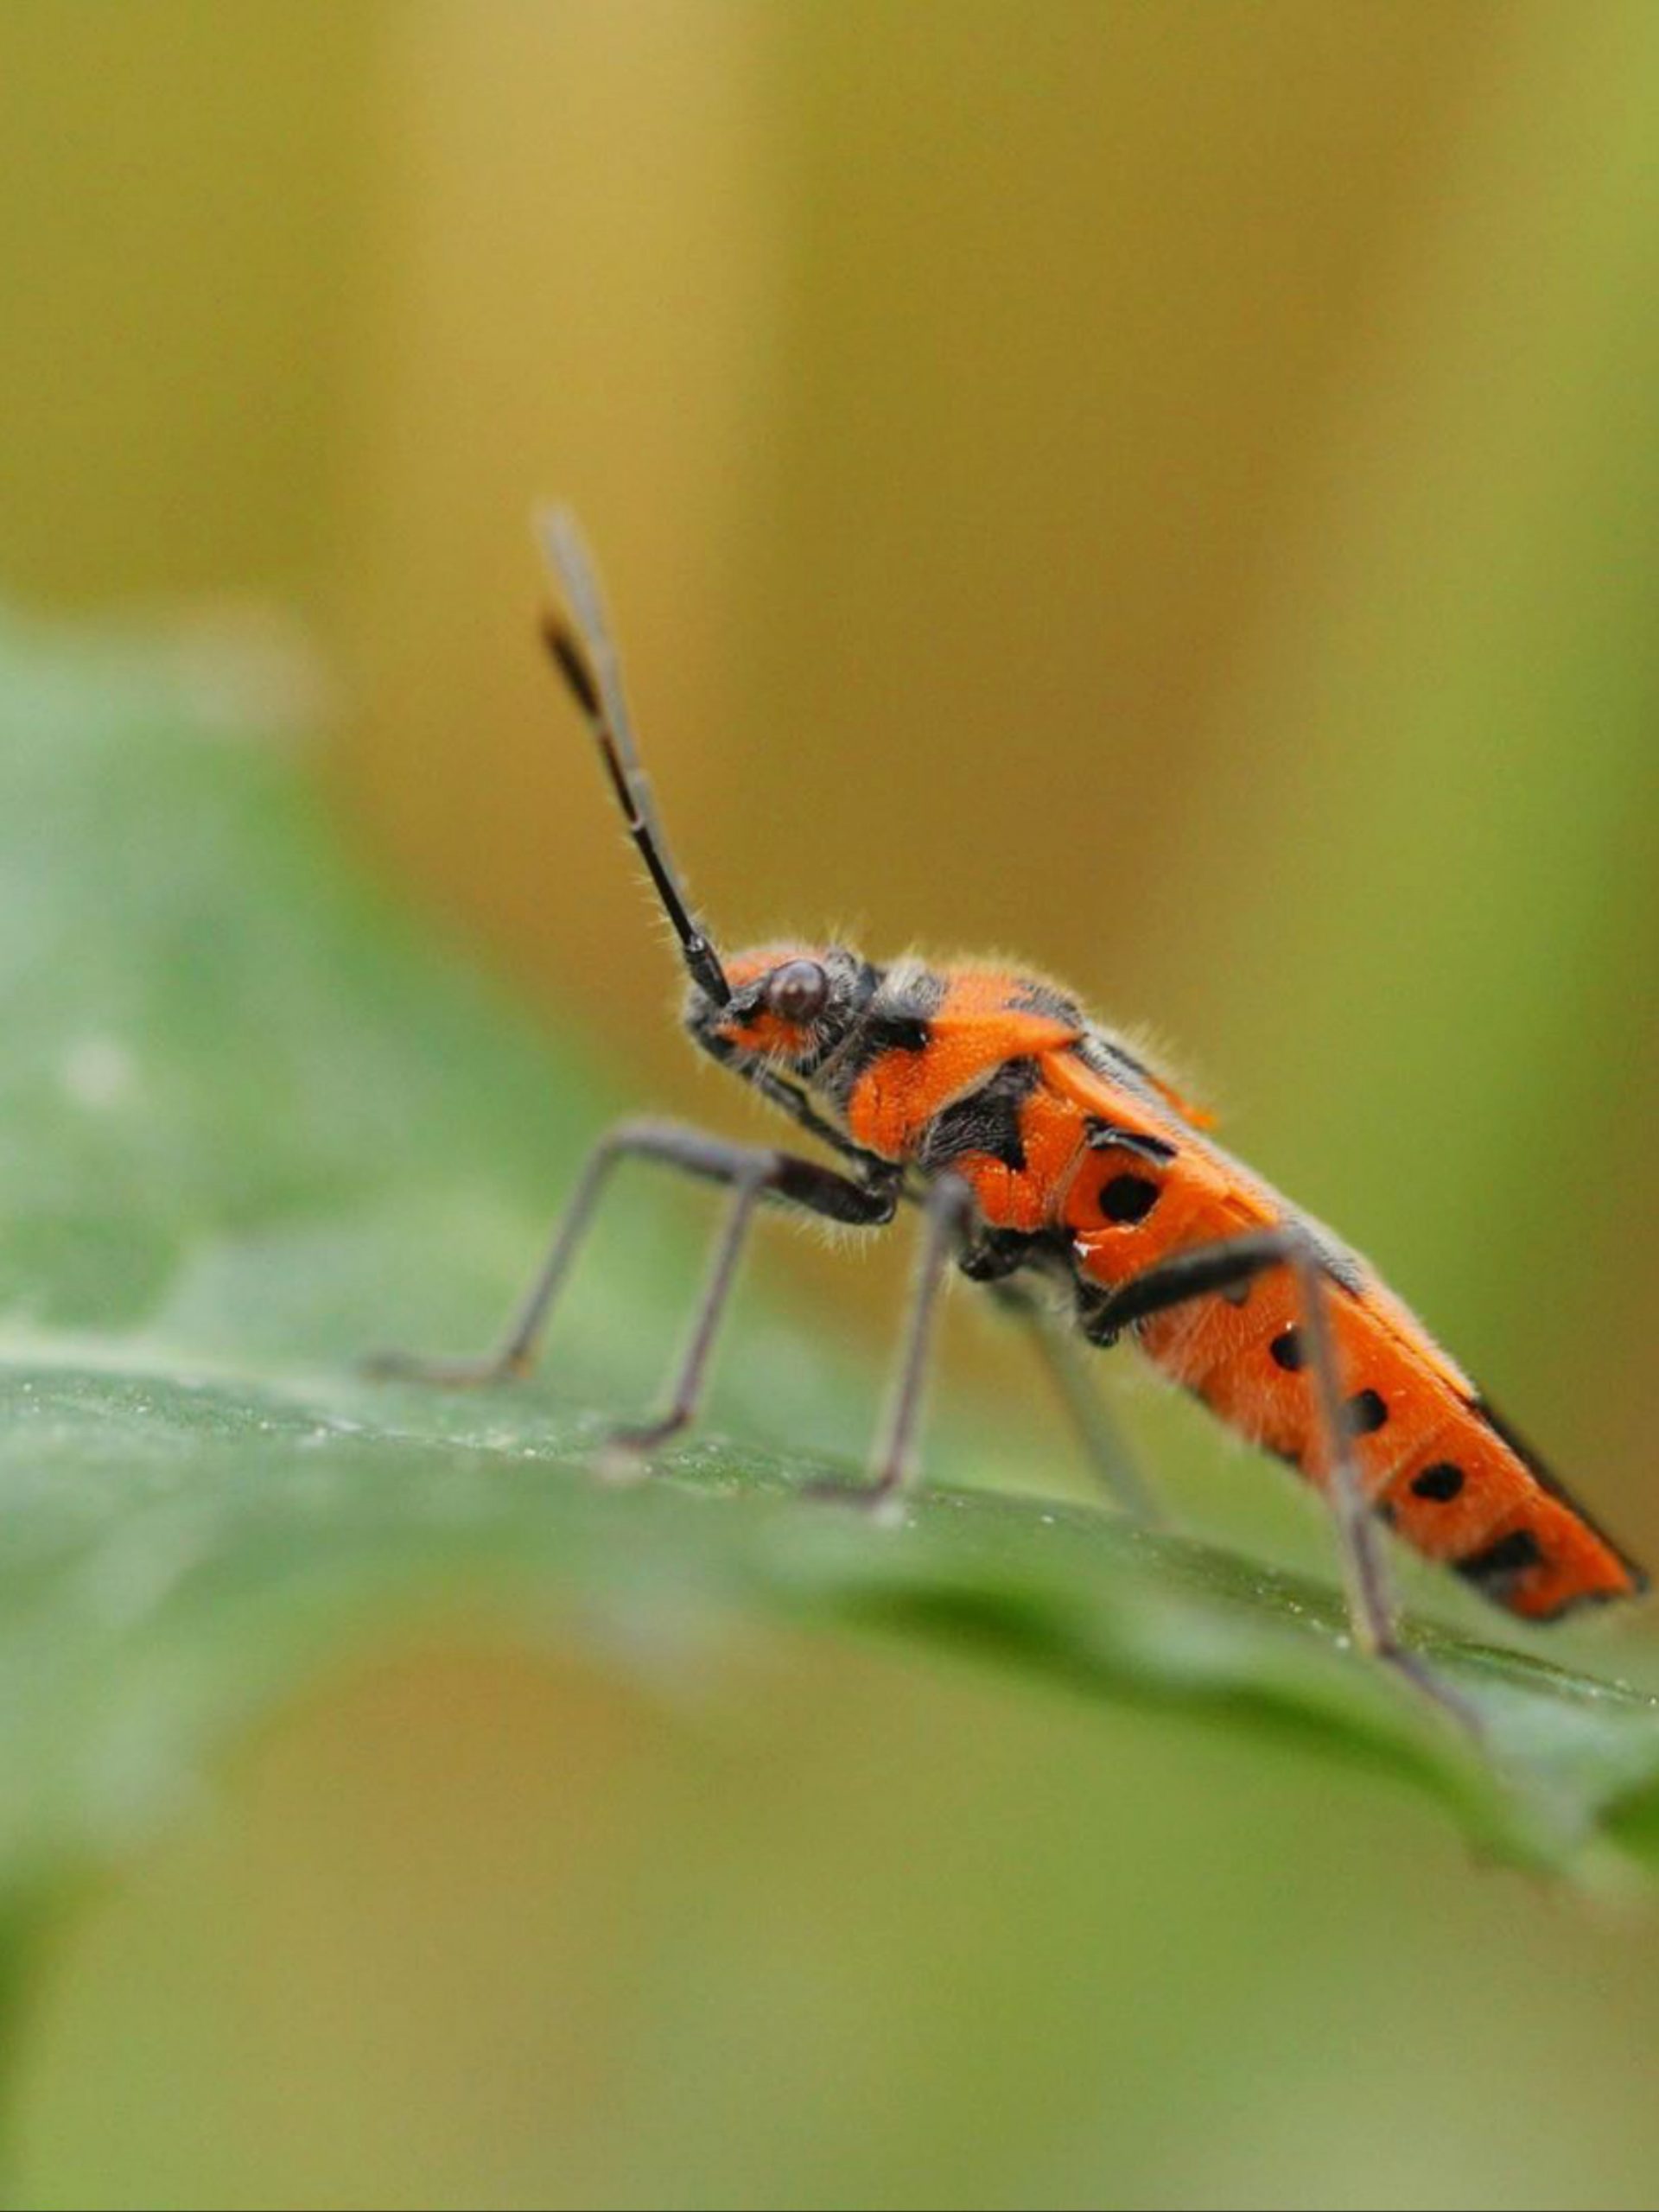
[0,600,1657,1967]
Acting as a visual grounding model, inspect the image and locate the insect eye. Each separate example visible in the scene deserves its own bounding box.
[766,959,829,1025]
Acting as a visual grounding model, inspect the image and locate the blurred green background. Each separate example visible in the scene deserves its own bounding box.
[7,3,1659,2205]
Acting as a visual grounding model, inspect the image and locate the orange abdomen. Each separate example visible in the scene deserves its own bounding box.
[1058,1083,1642,1622]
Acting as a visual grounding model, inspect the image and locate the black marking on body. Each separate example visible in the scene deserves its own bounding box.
[1411,1461,1465,1503]
[826,968,948,1102]
[859,1009,932,1057]
[1083,1118,1178,1166]
[1099,1173,1160,1225]
[920,1058,1039,1177]
[1346,1388,1389,1436]
[1455,1527,1544,1592]
[1269,1327,1304,1372]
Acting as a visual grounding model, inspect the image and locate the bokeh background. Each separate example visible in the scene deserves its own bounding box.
[7,4,1659,2205]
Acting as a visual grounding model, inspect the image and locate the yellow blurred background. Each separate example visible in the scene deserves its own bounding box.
[8,5,1659,2205]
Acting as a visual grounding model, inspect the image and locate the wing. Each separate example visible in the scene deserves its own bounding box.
[1045,1034,1218,1141]
[1077,1027,1218,1131]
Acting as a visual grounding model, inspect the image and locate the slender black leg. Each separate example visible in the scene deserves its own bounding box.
[604,1166,770,1452]
[809,1174,976,1516]
[365,1117,899,1440]
[988,1276,1164,1524]
[872,1174,976,1499]
[1085,1227,1478,1734]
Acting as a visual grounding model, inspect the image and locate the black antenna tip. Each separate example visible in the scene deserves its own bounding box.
[542,613,602,721]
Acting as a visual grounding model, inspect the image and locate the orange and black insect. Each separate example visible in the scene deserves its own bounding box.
[374,511,1645,1726]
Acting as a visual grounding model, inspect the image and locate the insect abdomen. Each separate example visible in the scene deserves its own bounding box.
[1077,1185,1643,1620]
[1050,1050,1643,1620]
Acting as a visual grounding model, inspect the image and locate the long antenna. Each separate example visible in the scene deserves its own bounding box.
[536,508,731,1006]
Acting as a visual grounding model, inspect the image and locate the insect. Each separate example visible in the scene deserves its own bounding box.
[373,510,1645,1727]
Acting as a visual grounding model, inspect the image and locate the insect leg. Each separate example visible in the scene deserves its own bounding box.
[603,1163,770,1453]
[1086,1230,1478,1733]
[365,1119,899,1427]
[813,1173,976,1514]
[987,1276,1164,1524]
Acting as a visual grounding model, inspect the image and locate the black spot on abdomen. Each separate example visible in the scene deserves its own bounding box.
[1410,1461,1465,1503]
[1345,1388,1389,1436]
[1456,1527,1543,1590]
[1100,1173,1160,1224]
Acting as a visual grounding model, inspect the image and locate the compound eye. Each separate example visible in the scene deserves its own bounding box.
[766,958,829,1025]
